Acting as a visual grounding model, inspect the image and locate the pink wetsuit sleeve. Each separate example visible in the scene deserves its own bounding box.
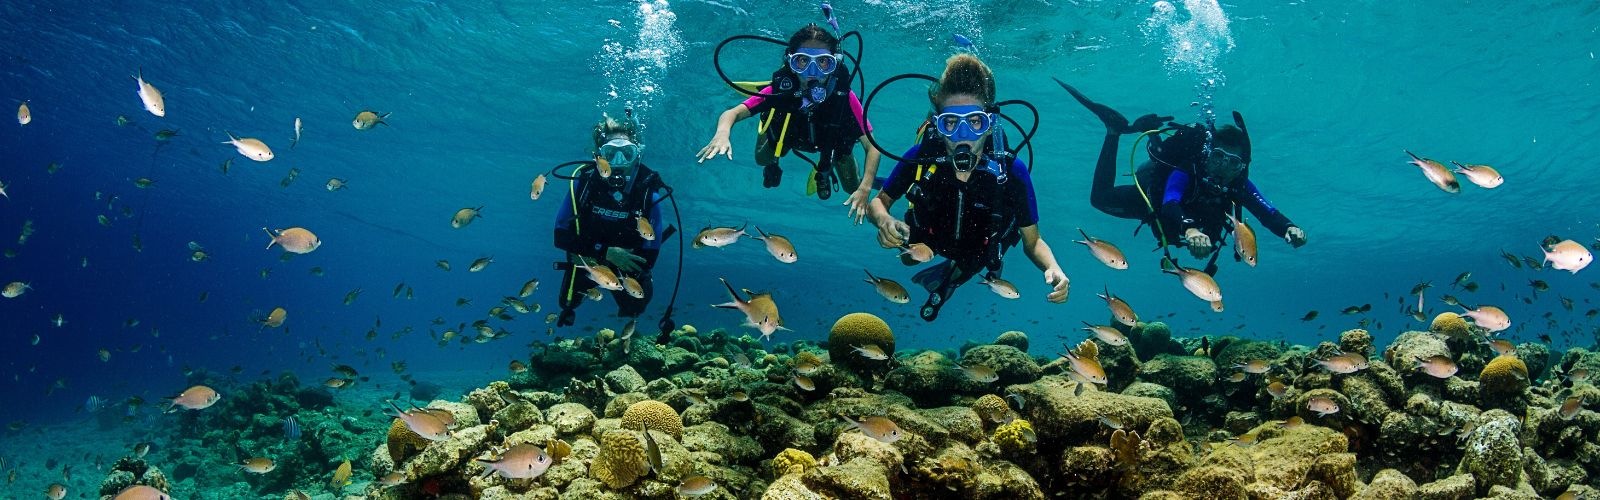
[740,87,774,110]
[848,91,872,133]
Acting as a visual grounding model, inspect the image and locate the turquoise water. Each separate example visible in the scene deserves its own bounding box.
[0,0,1598,495]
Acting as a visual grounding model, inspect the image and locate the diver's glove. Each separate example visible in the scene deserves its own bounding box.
[762,164,782,188]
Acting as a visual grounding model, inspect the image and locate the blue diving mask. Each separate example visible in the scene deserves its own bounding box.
[933,105,994,143]
[599,138,642,170]
[787,48,839,80]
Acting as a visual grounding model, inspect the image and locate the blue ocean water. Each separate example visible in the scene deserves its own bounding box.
[0,0,1596,471]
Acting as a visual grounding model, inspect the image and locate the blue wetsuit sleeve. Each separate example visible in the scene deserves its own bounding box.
[1010,158,1040,226]
[1236,180,1294,237]
[1159,170,1194,231]
[879,144,922,202]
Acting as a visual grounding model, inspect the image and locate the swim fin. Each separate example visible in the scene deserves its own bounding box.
[911,260,955,293]
[1053,77,1129,134]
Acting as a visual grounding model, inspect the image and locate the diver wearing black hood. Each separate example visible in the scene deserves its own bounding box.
[698,24,883,222]
[1059,80,1306,276]
[868,54,1069,322]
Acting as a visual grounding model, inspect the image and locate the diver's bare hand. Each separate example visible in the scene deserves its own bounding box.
[843,187,872,225]
[1044,267,1070,303]
[1285,226,1307,248]
[875,217,910,248]
[1184,228,1213,258]
[696,133,733,163]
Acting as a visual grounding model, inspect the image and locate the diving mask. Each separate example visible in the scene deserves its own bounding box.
[933,105,994,142]
[599,138,642,170]
[787,48,839,79]
[1204,147,1245,184]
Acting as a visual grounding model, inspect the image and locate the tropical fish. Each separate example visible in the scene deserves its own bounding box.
[133,68,165,117]
[960,363,999,383]
[643,423,664,473]
[952,33,974,49]
[1413,355,1459,378]
[622,276,645,299]
[352,110,390,130]
[851,344,888,361]
[325,178,347,191]
[863,269,909,304]
[260,307,287,328]
[263,227,320,254]
[694,224,747,249]
[899,242,934,263]
[1098,287,1138,326]
[712,277,788,340]
[113,485,169,500]
[1234,359,1271,374]
[1081,322,1128,346]
[343,288,362,305]
[793,374,816,391]
[1461,305,1511,332]
[1315,353,1369,374]
[530,174,547,200]
[164,385,220,412]
[435,260,451,271]
[637,215,655,241]
[981,275,1021,299]
[1162,263,1222,302]
[1559,396,1584,421]
[842,415,905,443]
[1075,228,1128,270]
[47,484,67,500]
[753,226,798,263]
[1227,214,1258,266]
[678,475,718,496]
[1063,339,1108,384]
[1266,381,1288,399]
[376,472,406,487]
[1300,310,1318,321]
[1450,161,1503,189]
[1,281,30,298]
[331,460,352,489]
[387,401,451,441]
[239,457,276,474]
[520,278,540,297]
[223,132,274,161]
[1541,239,1593,274]
[17,100,31,125]
[577,261,623,290]
[290,117,303,149]
[469,256,494,272]
[1307,396,1340,417]
[1404,150,1459,193]
[475,443,552,479]
[451,206,483,228]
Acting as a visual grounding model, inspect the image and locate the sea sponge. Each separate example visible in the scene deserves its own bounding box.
[772,448,817,476]
[994,330,1029,351]
[386,418,430,463]
[992,419,1037,456]
[1430,312,1472,338]
[972,394,1011,424]
[1478,355,1529,407]
[589,429,650,489]
[828,312,895,369]
[620,400,682,440]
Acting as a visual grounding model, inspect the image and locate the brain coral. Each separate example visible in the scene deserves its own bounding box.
[992,419,1037,456]
[772,447,817,476]
[1478,355,1529,398]
[828,313,895,369]
[621,400,683,441]
[386,418,430,463]
[589,429,650,489]
[1430,313,1472,338]
[995,331,1029,351]
[972,394,1011,424]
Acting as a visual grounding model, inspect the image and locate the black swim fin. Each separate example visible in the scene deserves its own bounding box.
[1054,78,1129,134]
[911,260,955,293]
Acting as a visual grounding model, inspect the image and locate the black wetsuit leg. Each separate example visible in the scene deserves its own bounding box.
[1089,133,1152,220]
[918,257,987,322]
[755,132,782,188]
[612,272,654,318]
[557,267,598,326]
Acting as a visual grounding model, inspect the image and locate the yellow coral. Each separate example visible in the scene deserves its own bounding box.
[590,429,650,489]
[992,419,1037,455]
[828,313,895,368]
[772,448,817,476]
[972,394,1010,424]
[1479,354,1529,396]
[385,418,430,463]
[621,400,683,440]
[595,328,616,345]
[1430,313,1472,338]
[995,330,1029,351]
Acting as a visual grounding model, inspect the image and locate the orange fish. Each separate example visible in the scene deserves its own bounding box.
[165,385,220,412]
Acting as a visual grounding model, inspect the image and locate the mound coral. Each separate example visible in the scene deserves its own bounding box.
[589,429,650,489]
[992,419,1037,456]
[972,394,1010,424]
[1478,355,1529,408]
[1430,312,1472,338]
[386,418,430,463]
[620,399,682,440]
[829,312,895,369]
[772,448,817,476]
[994,330,1029,351]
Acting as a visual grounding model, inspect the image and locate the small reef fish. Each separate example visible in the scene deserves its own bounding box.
[451,206,483,228]
[469,256,494,272]
[1413,355,1459,378]
[1081,322,1128,346]
[134,68,165,117]
[678,475,718,496]
[113,485,169,500]
[694,224,747,249]
[165,385,220,412]
[753,226,797,263]
[713,277,788,340]
[239,457,276,474]
[1450,161,1503,189]
[637,215,655,241]
[793,374,816,391]
[1404,150,1459,193]
[17,100,30,125]
[475,443,552,480]
[325,178,347,191]
[899,242,934,263]
[1307,396,1340,417]
[1460,305,1511,332]
[960,364,999,383]
[520,278,540,297]
[1162,262,1222,302]
[352,110,390,130]
[1483,339,1515,356]
[47,484,66,499]
[1098,287,1138,326]
[530,174,547,200]
[377,472,406,487]
[981,275,1021,299]
[1315,353,1369,374]
[1266,381,1288,399]
[436,260,452,271]
[1063,339,1108,385]
[842,415,904,443]
[1227,214,1258,266]
[223,132,274,162]
[387,401,451,441]
[1075,228,1128,270]
[577,261,623,290]
[1234,359,1271,374]
[1541,239,1593,274]
[852,344,888,361]
[864,269,910,303]
[622,276,645,298]
[260,307,287,328]
[2,281,30,298]
[643,423,663,473]
[331,460,352,489]
[291,117,303,149]
[263,227,321,254]
[1559,397,1584,421]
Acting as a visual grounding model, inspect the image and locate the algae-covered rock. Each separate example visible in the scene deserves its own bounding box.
[918,405,985,445]
[1245,422,1351,494]
[1009,375,1174,444]
[465,380,514,419]
[1121,382,1176,412]
[1352,468,1418,500]
[491,401,544,432]
[1418,473,1475,499]
[834,430,904,471]
[683,421,763,465]
[1175,464,1249,500]
[546,402,597,435]
[803,457,892,500]
[603,364,647,394]
[1457,409,1524,493]
[959,345,1041,386]
[1137,354,1216,398]
[1339,328,1375,357]
[884,350,964,405]
[1128,322,1184,361]
[401,423,492,477]
[1214,339,1281,373]
[1515,341,1550,382]
[994,330,1029,351]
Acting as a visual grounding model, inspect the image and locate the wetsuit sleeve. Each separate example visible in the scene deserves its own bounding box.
[879,144,923,201]
[1088,133,1153,220]
[1235,180,1294,237]
[1010,158,1040,227]
[741,86,775,115]
[554,178,598,258]
[1159,170,1195,231]
[846,91,872,134]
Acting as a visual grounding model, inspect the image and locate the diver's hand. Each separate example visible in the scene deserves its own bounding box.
[843,187,872,225]
[696,133,733,163]
[1129,113,1173,133]
[606,247,646,274]
[1285,226,1307,248]
[875,216,911,248]
[1184,228,1214,258]
[1043,267,1070,303]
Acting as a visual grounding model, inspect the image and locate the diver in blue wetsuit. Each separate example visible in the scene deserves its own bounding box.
[866,54,1069,322]
[552,114,674,327]
[1059,80,1306,276]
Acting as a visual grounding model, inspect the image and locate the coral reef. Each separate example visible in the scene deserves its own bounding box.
[620,399,682,440]
[1429,312,1473,338]
[828,312,896,371]
[994,330,1029,351]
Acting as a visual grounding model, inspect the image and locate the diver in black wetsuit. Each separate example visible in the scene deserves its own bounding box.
[1059,80,1306,276]
[867,54,1069,322]
[553,114,673,327]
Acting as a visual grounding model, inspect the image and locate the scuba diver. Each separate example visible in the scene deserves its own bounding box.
[552,112,682,335]
[1059,81,1306,276]
[865,54,1069,322]
[697,23,883,222]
